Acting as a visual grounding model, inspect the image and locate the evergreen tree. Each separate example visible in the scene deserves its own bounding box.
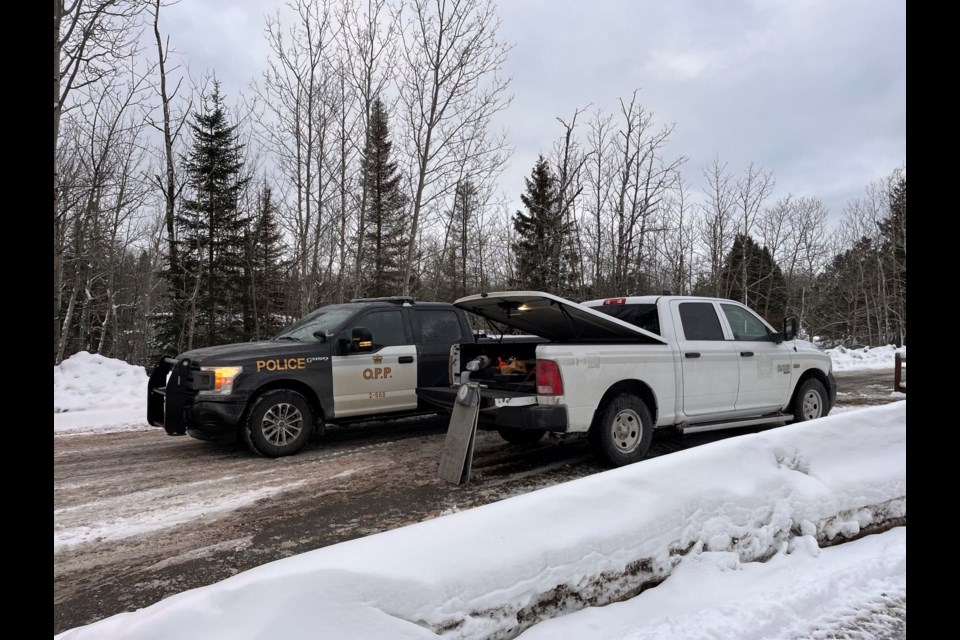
[173,80,250,349]
[812,236,874,346]
[878,175,906,345]
[511,155,576,293]
[720,234,787,324]
[447,179,478,299]
[244,182,288,338]
[359,97,408,297]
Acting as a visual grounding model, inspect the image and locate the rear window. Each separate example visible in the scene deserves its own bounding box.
[678,302,725,341]
[417,309,463,344]
[594,303,661,335]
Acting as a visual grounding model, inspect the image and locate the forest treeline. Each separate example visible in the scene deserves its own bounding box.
[54,0,905,366]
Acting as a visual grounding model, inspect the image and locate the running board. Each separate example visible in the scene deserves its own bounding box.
[679,414,794,435]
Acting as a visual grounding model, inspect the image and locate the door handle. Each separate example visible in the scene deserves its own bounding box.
[740,351,754,357]
[684,352,701,358]
[398,356,414,364]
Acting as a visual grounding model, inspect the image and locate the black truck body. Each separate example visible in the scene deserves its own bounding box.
[148,298,477,457]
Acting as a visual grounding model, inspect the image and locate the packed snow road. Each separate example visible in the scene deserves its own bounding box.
[52,369,903,634]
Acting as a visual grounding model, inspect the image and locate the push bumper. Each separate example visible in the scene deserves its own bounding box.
[148,356,246,439]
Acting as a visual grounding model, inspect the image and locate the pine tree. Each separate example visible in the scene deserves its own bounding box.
[174,80,250,349]
[359,97,408,298]
[812,237,875,346]
[511,155,576,293]
[878,175,906,345]
[720,234,787,323]
[447,179,478,299]
[244,182,288,338]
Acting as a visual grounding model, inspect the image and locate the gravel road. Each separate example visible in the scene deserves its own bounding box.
[53,368,904,634]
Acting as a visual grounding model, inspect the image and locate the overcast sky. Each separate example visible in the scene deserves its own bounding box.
[163,0,905,227]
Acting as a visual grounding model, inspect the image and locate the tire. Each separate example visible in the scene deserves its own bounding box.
[591,393,654,467]
[243,389,315,457]
[497,427,546,445]
[792,378,829,422]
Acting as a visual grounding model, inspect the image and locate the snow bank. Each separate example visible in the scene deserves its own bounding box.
[518,527,906,640]
[827,344,906,372]
[56,402,906,640]
[54,352,149,432]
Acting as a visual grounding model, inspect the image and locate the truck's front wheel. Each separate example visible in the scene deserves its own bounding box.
[243,389,314,457]
[591,393,653,467]
[792,378,830,422]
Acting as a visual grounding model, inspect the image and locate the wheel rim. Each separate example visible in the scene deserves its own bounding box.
[801,389,823,420]
[261,403,304,446]
[611,409,643,453]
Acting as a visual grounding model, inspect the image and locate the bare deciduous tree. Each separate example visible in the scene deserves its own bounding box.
[55,0,145,362]
[255,0,337,314]
[733,162,775,303]
[398,0,511,295]
[340,0,398,296]
[697,157,735,297]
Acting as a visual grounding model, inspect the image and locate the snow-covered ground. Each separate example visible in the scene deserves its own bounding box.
[54,352,150,433]
[825,344,906,372]
[56,401,906,640]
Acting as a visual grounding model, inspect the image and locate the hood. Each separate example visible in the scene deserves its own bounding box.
[178,340,327,365]
[454,291,667,344]
[791,339,830,357]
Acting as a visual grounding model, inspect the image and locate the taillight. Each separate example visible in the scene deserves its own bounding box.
[604,297,626,305]
[536,360,564,396]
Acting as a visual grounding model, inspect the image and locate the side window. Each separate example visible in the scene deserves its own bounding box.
[678,302,725,341]
[418,309,463,344]
[356,310,408,347]
[721,304,771,341]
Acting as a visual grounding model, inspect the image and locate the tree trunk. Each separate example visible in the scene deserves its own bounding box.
[56,286,78,365]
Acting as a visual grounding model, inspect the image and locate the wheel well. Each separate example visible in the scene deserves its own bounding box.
[591,380,658,430]
[245,380,325,428]
[790,369,830,410]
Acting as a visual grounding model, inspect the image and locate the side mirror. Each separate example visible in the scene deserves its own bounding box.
[783,317,797,342]
[312,330,328,343]
[351,327,373,352]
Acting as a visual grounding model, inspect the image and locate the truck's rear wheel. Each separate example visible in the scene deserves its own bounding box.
[243,389,314,457]
[591,393,653,467]
[497,427,546,445]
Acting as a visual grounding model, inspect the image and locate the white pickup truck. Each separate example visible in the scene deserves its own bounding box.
[417,291,836,467]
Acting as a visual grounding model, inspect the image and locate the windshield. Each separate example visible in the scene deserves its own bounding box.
[275,307,355,341]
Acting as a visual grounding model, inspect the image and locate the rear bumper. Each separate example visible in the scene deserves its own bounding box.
[494,405,568,432]
[417,386,568,432]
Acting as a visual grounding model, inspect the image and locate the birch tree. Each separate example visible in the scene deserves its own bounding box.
[255,0,336,314]
[398,0,511,295]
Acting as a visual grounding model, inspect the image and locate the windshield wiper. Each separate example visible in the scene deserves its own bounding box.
[276,335,300,341]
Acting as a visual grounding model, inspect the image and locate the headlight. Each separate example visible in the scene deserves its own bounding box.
[199,366,243,395]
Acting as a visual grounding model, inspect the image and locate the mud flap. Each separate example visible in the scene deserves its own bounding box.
[438,382,481,485]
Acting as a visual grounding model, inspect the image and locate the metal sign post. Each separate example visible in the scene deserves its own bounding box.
[438,382,481,485]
